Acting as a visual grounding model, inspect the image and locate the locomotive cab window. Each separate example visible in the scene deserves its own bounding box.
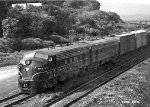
[49,57,52,62]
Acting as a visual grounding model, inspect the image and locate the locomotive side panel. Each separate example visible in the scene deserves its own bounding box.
[84,51,91,66]
[55,45,91,80]
[97,49,103,62]
[97,39,119,64]
[56,56,84,80]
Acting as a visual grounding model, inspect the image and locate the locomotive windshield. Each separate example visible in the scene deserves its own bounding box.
[35,53,48,60]
[24,52,35,59]
[24,52,49,60]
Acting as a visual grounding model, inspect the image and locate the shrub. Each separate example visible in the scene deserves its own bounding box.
[49,35,70,44]
[21,38,54,50]
[0,38,21,53]
[0,51,26,67]
[2,17,19,38]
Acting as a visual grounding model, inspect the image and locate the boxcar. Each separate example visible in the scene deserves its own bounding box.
[115,32,135,55]
[128,33,136,51]
[142,31,147,46]
[131,30,147,48]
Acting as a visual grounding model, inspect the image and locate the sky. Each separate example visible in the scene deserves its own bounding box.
[98,0,150,15]
[12,0,150,16]
[12,0,150,20]
[98,0,150,5]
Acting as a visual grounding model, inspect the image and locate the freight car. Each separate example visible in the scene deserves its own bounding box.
[18,29,148,94]
[131,30,147,48]
[115,32,136,55]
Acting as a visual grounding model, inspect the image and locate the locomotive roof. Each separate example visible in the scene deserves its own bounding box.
[115,32,134,37]
[36,37,119,60]
[36,42,88,56]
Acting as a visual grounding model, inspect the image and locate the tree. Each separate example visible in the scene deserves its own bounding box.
[42,0,65,7]
[49,34,70,45]
[2,17,19,38]
[63,0,101,11]
[42,4,77,36]
[108,12,123,23]
[0,2,12,37]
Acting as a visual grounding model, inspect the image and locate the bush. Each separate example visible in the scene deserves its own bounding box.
[21,38,54,50]
[0,51,26,67]
[0,38,21,53]
[2,17,19,38]
[49,35,70,44]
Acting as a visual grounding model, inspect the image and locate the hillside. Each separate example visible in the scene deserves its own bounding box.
[0,0,125,53]
[121,14,150,21]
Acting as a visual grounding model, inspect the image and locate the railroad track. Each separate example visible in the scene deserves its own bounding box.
[44,49,150,107]
[0,92,34,107]
[0,92,21,103]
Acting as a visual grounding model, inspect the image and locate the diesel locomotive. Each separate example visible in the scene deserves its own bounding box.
[18,29,149,94]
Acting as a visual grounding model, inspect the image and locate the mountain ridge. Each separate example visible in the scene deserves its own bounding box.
[121,14,150,21]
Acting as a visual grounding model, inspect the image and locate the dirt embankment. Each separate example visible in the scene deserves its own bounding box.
[0,65,18,99]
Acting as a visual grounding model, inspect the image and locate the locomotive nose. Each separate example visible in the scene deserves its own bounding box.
[18,58,47,80]
[18,59,34,80]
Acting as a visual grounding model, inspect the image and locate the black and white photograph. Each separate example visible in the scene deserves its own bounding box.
[0,0,150,106]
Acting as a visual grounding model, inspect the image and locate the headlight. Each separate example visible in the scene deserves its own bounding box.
[25,67,30,72]
[25,60,31,65]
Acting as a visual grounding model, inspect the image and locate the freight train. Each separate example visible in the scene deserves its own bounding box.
[18,29,150,94]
